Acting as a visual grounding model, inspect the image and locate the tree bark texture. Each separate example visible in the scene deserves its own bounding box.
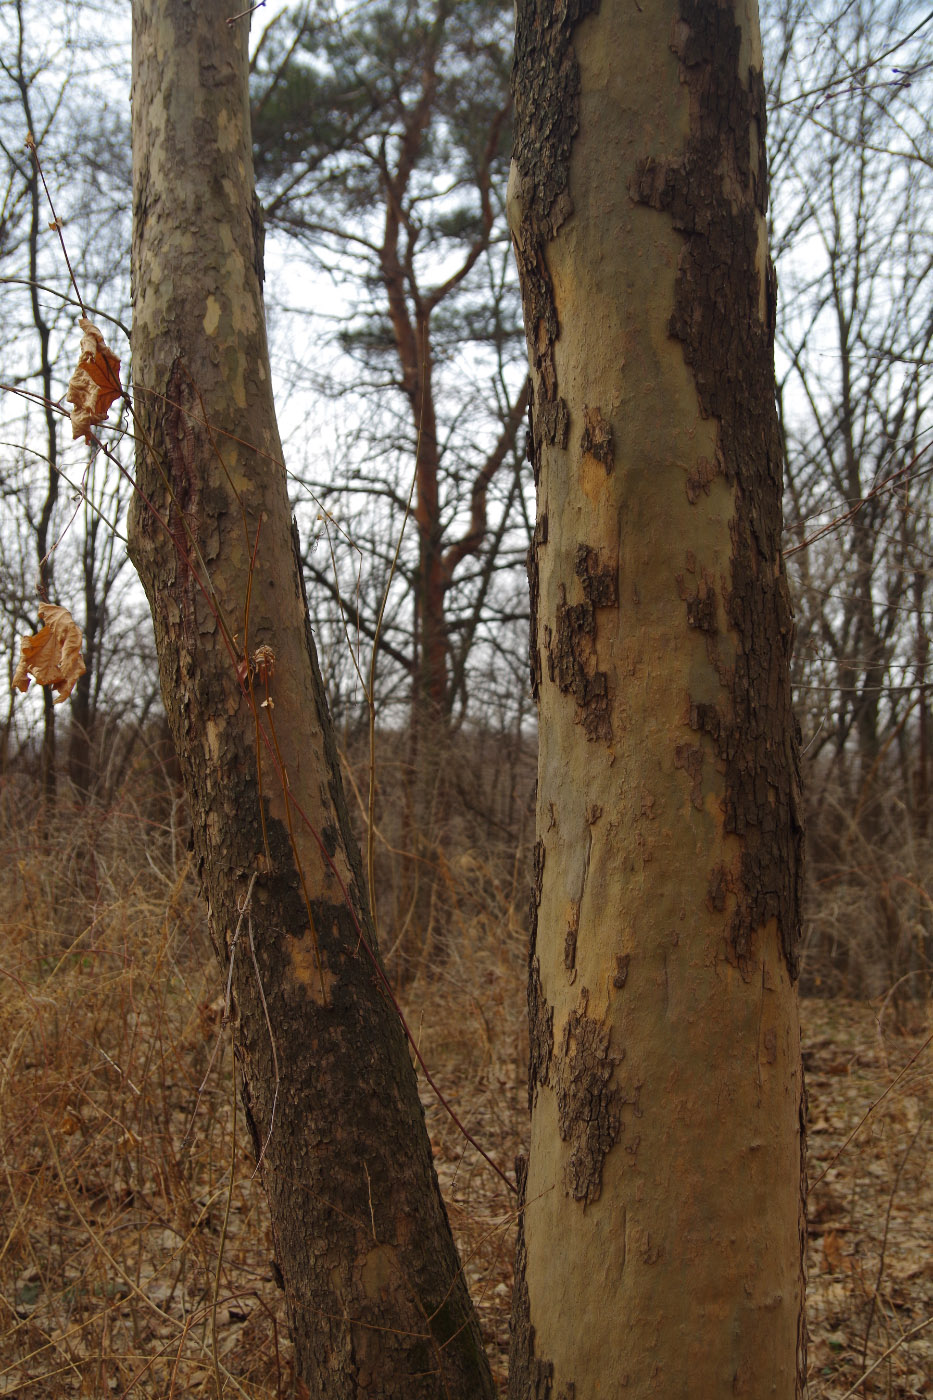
[127,4,494,1396]
[508,2,806,1396]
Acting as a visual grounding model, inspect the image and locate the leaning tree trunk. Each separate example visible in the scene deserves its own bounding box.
[507,2,806,1396]
[127,4,494,1397]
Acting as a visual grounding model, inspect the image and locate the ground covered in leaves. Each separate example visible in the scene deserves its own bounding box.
[0,790,931,1396]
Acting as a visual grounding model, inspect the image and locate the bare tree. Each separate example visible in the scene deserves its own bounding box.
[764,0,933,993]
[250,0,530,730]
[767,0,933,805]
[509,1,805,1391]
[0,0,152,801]
[128,2,496,1394]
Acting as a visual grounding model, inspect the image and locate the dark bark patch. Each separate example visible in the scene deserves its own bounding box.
[508,1156,581,1400]
[509,1155,556,1400]
[554,995,621,1204]
[528,955,554,1110]
[689,700,721,745]
[538,394,570,449]
[612,952,630,990]
[512,0,601,239]
[250,191,265,285]
[528,506,548,703]
[707,862,732,914]
[674,742,704,810]
[685,454,719,503]
[564,900,579,981]
[580,404,614,473]
[526,393,540,488]
[240,1076,263,1163]
[550,590,611,742]
[548,546,618,743]
[563,926,577,977]
[158,360,207,621]
[575,544,618,608]
[677,556,718,634]
[530,836,546,959]
[630,2,803,978]
[511,0,601,461]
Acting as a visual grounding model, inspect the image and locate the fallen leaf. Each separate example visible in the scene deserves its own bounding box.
[822,1229,856,1275]
[12,603,86,703]
[67,318,122,442]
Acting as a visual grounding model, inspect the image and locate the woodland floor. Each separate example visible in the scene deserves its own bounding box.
[0,802,931,1396]
[429,994,933,1399]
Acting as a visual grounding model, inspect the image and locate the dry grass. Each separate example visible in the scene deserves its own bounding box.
[0,774,289,1397]
[805,1000,933,1397]
[1,767,932,1397]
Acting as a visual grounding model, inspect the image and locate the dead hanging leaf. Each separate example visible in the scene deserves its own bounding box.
[12,603,86,704]
[67,318,122,442]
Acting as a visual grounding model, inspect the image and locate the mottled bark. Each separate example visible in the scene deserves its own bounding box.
[508,1,805,1395]
[127,4,494,1397]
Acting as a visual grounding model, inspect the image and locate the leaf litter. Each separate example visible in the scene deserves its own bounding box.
[1,789,931,1396]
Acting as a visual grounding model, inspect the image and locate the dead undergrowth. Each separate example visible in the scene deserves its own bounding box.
[0,778,931,1397]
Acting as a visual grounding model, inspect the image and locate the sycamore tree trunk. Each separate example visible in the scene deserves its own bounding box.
[127,4,494,1396]
[507,2,806,1396]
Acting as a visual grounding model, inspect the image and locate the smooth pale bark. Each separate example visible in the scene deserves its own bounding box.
[127,4,494,1396]
[508,2,806,1396]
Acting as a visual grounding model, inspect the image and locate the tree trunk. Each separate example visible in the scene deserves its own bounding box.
[127,5,494,1396]
[25,129,60,810]
[915,569,930,838]
[508,2,806,1396]
[68,534,98,796]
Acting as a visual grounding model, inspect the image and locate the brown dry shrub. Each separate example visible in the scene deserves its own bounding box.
[0,741,530,1396]
[0,781,290,1397]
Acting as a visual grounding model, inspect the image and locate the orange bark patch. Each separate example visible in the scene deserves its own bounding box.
[287,934,334,1005]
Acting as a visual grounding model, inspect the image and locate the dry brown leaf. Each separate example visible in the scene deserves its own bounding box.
[12,603,86,703]
[822,1229,857,1275]
[67,317,122,442]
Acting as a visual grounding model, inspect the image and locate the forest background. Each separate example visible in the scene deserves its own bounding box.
[0,0,931,1395]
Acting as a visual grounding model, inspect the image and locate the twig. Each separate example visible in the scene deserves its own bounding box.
[784,444,931,557]
[24,134,87,317]
[224,872,258,1022]
[838,1312,933,1400]
[226,0,266,23]
[0,277,130,335]
[211,1031,238,1400]
[182,872,258,1156]
[859,1114,928,1375]
[245,901,279,1173]
[809,1028,933,1190]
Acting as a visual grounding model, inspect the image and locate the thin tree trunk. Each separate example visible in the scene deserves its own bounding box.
[127,5,494,1396]
[914,569,929,838]
[68,531,98,796]
[508,2,806,1395]
[23,96,60,808]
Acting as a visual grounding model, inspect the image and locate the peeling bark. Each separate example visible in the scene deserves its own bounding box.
[546,545,618,743]
[631,0,803,979]
[509,0,805,1395]
[553,995,620,1205]
[507,0,599,460]
[128,5,493,1397]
